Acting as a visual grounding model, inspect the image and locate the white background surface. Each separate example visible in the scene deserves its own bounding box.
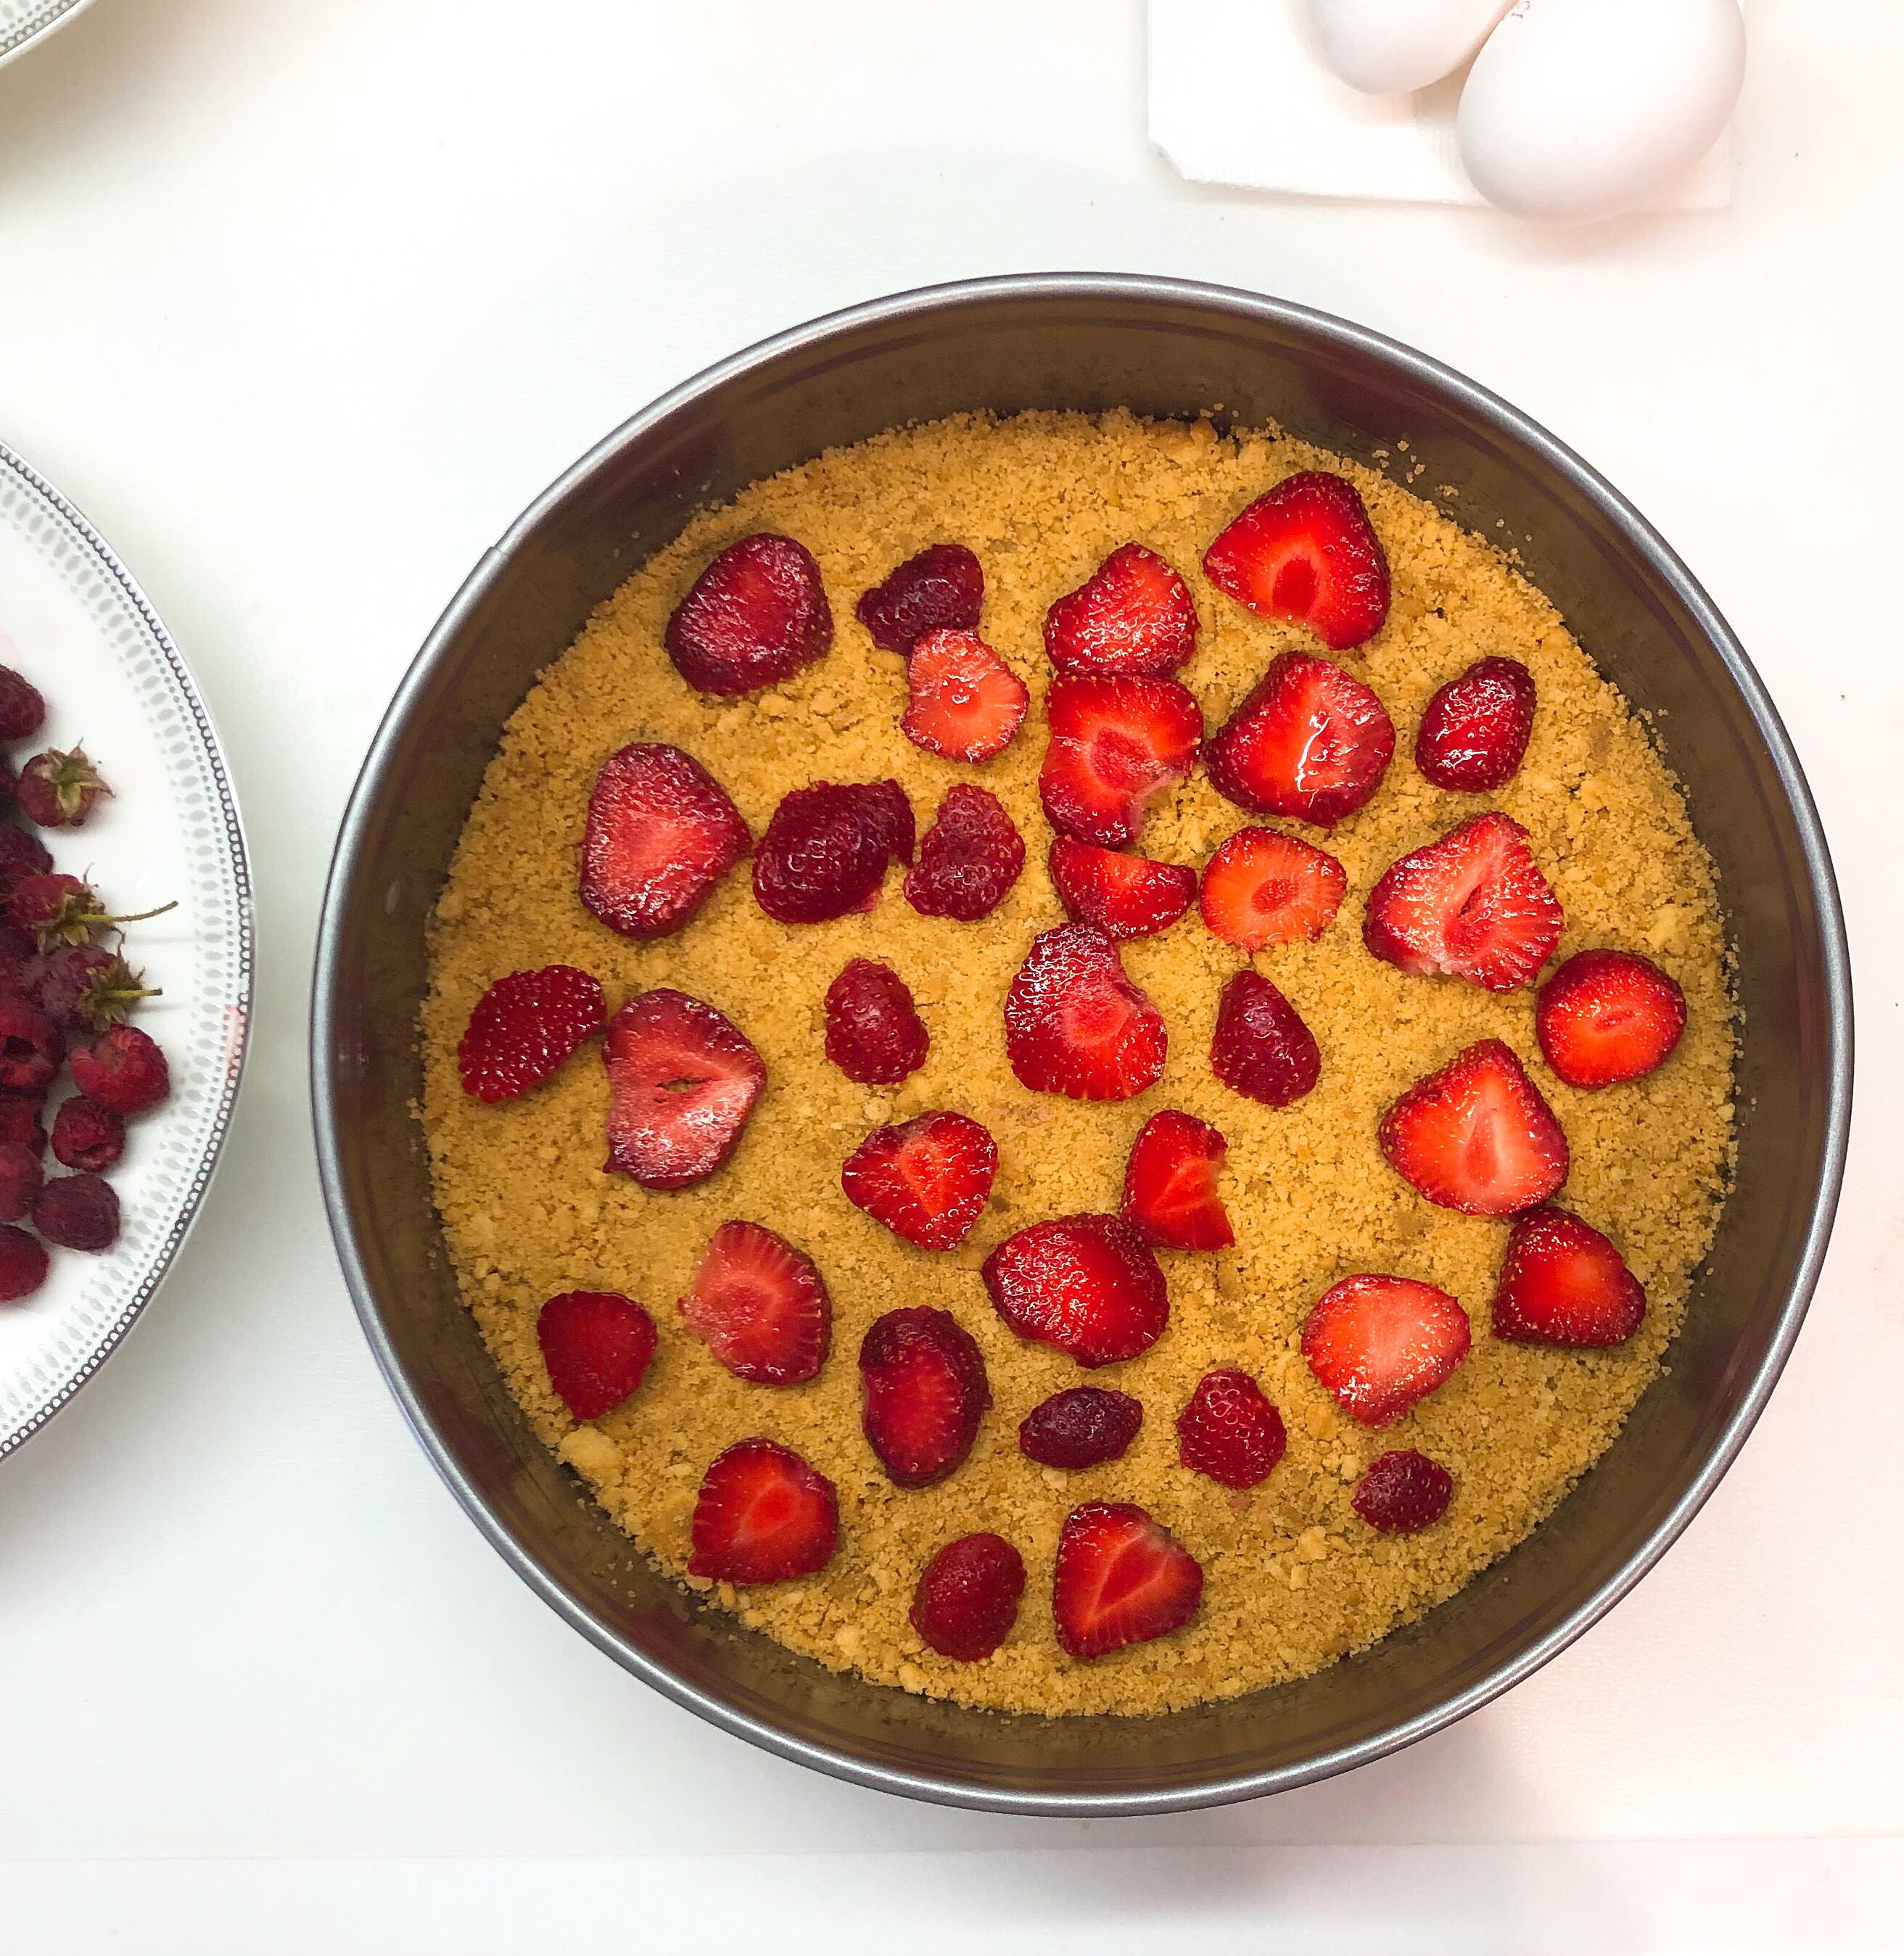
[0,0,1898,1947]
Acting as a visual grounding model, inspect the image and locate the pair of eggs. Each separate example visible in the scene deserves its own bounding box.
[1309,0,1747,223]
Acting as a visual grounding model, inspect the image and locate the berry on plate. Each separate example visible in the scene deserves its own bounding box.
[602,989,765,1189]
[1047,837,1196,941]
[1415,656,1537,791]
[1039,676,1201,849]
[1352,1450,1454,1532]
[664,533,833,696]
[67,1022,170,1117]
[1176,1368,1287,1488]
[1052,1501,1203,1661]
[27,945,155,1033]
[981,1213,1169,1369]
[1206,652,1394,828]
[0,997,63,1096]
[537,1289,658,1419]
[823,958,928,1085]
[1536,949,1687,1089]
[903,784,1025,921]
[0,826,52,897]
[1018,1386,1144,1469]
[1492,1205,1647,1347]
[580,743,750,941]
[855,543,984,653]
[753,780,913,924]
[33,1171,120,1253]
[859,1305,992,1488]
[50,1096,125,1173]
[1003,923,1167,1102]
[1379,1038,1568,1216]
[910,1532,1026,1662]
[0,1095,46,1153]
[841,1110,997,1250]
[0,1223,49,1302]
[1121,1110,1233,1250]
[1302,1274,1472,1427]
[0,1142,42,1223]
[1211,970,1320,1108]
[0,667,46,743]
[902,630,1029,764]
[1043,542,1198,679]
[456,965,606,1104]
[688,1437,839,1584]
[17,747,110,829]
[678,1220,831,1385]
[1202,471,1391,651]
[1199,827,1346,952]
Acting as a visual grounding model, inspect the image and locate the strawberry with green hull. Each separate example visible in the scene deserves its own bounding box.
[664,533,833,696]
[6,872,174,953]
[1202,471,1391,651]
[688,1438,839,1584]
[1052,1502,1203,1661]
[28,946,157,1034]
[1043,542,1199,679]
[17,747,110,829]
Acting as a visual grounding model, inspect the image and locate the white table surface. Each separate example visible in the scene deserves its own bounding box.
[1,1,1898,1947]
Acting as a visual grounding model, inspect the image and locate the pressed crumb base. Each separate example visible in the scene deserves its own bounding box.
[419,410,1735,1717]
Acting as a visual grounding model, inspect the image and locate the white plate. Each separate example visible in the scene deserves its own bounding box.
[0,0,91,70]
[0,441,252,1454]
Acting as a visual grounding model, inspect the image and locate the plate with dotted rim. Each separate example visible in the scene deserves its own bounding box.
[0,0,91,69]
[0,440,252,1454]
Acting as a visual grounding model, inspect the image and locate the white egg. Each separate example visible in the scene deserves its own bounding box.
[1458,0,1746,222]
[1307,0,1516,96]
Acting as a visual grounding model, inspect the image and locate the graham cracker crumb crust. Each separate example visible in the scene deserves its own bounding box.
[419,410,1736,1717]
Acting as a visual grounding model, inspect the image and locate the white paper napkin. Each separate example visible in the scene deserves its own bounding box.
[1148,0,1737,210]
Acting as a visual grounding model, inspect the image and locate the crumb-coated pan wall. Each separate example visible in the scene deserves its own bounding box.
[312,275,1850,1814]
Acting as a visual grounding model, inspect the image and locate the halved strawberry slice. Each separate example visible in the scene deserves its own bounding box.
[1301,1274,1472,1427]
[1003,923,1168,1102]
[910,1532,1026,1662]
[602,989,766,1189]
[1202,470,1391,651]
[1052,1502,1203,1661]
[1206,652,1394,828]
[1536,949,1687,1089]
[858,1305,992,1488]
[688,1437,839,1583]
[1043,543,1199,679]
[1048,837,1196,941]
[856,542,984,653]
[537,1289,658,1420]
[1039,676,1201,849]
[1211,970,1321,1107]
[981,1213,1169,1368]
[1176,1368,1287,1488]
[1492,1205,1647,1347]
[677,1220,831,1385]
[457,965,606,1103]
[580,743,751,940]
[1199,827,1345,952]
[665,533,833,696]
[1379,1038,1568,1216]
[1364,812,1562,992]
[841,1110,997,1250]
[902,630,1029,764]
[1415,656,1537,792]
[1121,1110,1234,1250]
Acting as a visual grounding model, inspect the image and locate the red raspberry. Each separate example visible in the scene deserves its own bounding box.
[0,1140,43,1222]
[51,1097,125,1173]
[1351,1450,1454,1532]
[34,1171,120,1251]
[0,1223,49,1301]
[902,785,1025,922]
[69,1023,170,1115]
[909,1532,1026,1662]
[0,996,63,1095]
[823,959,928,1085]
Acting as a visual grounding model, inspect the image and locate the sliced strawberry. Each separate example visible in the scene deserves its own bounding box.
[856,543,984,653]
[859,1306,992,1489]
[903,784,1025,921]
[579,743,750,940]
[1176,1368,1287,1489]
[841,1110,997,1250]
[1536,949,1688,1089]
[602,989,765,1189]
[1416,656,1537,792]
[1003,923,1167,1102]
[1206,652,1394,828]
[1352,1450,1454,1532]
[1052,1502,1203,1661]
[1199,827,1346,952]
[1302,1274,1472,1427]
[823,958,929,1085]
[688,1437,839,1583]
[902,630,1029,764]
[910,1532,1026,1662]
[753,780,913,924]
[1048,837,1195,941]
[1364,812,1562,992]
[1043,543,1199,679]
[1492,1205,1647,1347]
[1017,1387,1144,1469]
[457,965,606,1104]
[665,533,833,696]
[1121,1110,1234,1250]
[1202,470,1390,651]
[981,1213,1169,1368]
[1039,676,1201,849]
[1379,1039,1568,1216]
[1211,970,1321,1107]
[537,1289,657,1420]
[677,1220,831,1385]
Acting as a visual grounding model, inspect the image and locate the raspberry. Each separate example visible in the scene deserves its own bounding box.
[0,996,63,1095]
[0,1141,43,1222]
[51,1097,125,1173]
[0,1223,49,1302]
[68,1023,169,1116]
[34,1171,120,1252]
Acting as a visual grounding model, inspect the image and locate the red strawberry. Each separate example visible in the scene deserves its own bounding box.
[27,945,156,1033]
[1199,827,1345,952]
[1353,1450,1454,1532]
[1379,1039,1568,1216]
[1207,653,1394,828]
[602,989,765,1189]
[856,543,984,653]
[1416,656,1537,791]
[1018,1386,1144,1469]
[981,1213,1169,1368]
[580,743,750,940]
[823,958,928,1085]
[18,747,110,829]
[1043,543,1199,679]
[1176,1368,1287,1489]
[677,1220,831,1385]
[688,1437,839,1583]
[902,630,1028,764]
[1364,812,1562,992]
[0,1223,48,1303]
[457,965,606,1104]
[0,1142,41,1223]
[1211,970,1320,1107]
[536,1289,657,1419]
[1048,837,1195,941]
[1492,1205,1647,1347]
[1052,1502,1203,1660]
[34,1171,118,1250]
[0,826,52,896]
[753,780,912,924]
[1536,949,1687,1089]
[903,785,1025,921]
[1302,1275,1472,1427]
[7,871,168,952]
[0,667,46,744]
[1202,470,1390,651]
[910,1532,1026,1662]
[859,1306,992,1488]
[0,998,63,1096]
[1039,676,1201,849]
[841,1110,997,1250]
[665,533,833,696]
[49,1097,124,1173]
[67,1023,168,1117]
[1003,923,1167,1102]
[1121,1110,1233,1250]
[0,1094,46,1153]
